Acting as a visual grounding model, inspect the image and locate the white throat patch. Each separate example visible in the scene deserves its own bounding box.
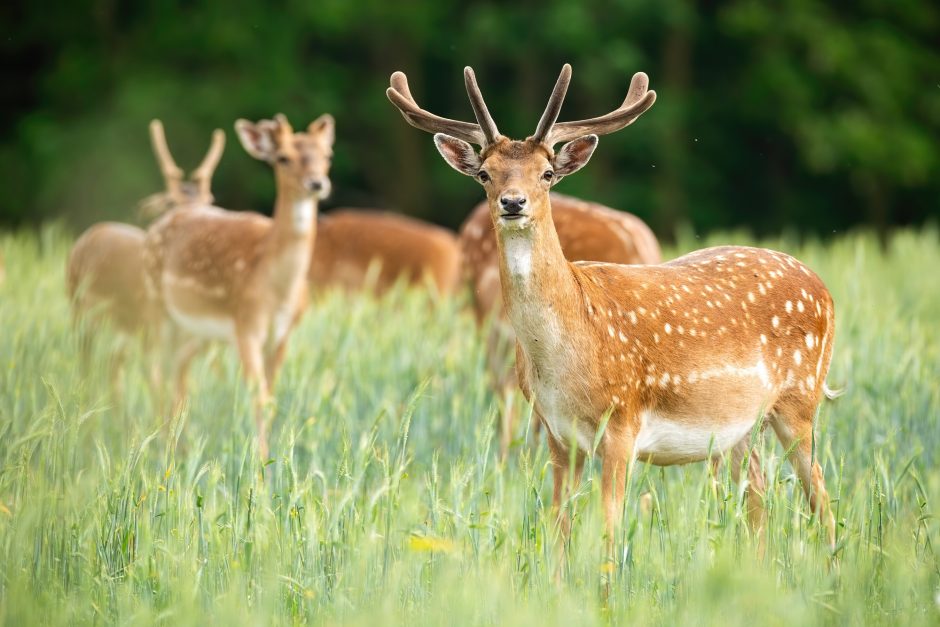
[293,198,315,233]
[502,233,533,281]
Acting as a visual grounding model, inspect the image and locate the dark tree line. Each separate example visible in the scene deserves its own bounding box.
[1,0,937,240]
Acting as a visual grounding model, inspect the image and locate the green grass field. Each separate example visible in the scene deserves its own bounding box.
[1,225,938,625]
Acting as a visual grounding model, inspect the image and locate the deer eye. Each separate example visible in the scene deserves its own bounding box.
[276,155,291,165]
[477,170,490,183]
[542,170,555,181]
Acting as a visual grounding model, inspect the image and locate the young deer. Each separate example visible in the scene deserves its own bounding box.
[67,121,224,365]
[460,193,661,457]
[310,209,460,295]
[387,65,838,549]
[144,113,334,459]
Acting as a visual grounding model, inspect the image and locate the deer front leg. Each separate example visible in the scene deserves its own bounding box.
[546,430,586,540]
[264,305,304,388]
[237,329,271,460]
[264,337,290,391]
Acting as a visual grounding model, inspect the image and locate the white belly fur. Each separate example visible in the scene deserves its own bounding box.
[166,302,236,342]
[635,410,757,465]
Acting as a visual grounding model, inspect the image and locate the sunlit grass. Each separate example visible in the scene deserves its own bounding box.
[0,224,938,625]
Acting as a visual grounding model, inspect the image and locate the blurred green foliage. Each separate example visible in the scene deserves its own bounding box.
[1,0,938,238]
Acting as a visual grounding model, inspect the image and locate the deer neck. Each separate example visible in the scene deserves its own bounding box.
[270,174,319,244]
[261,177,318,292]
[496,198,582,360]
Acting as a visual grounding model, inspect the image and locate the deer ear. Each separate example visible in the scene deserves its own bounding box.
[235,119,278,162]
[554,135,598,178]
[433,133,481,177]
[308,114,335,146]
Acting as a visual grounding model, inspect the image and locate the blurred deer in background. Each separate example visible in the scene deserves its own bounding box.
[310,209,460,296]
[144,113,334,459]
[388,65,838,559]
[460,193,661,457]
[138,120,226,219]
[66,121,224,395]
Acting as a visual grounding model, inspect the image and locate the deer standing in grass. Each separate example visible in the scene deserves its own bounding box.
[387,65,838,552]
[67,121,224,385]
[144,113,334,459]
[460,193,661,457]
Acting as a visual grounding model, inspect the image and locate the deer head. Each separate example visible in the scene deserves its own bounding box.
[140,120,226,219]
[386,64,656,230]
[235,113,335,200]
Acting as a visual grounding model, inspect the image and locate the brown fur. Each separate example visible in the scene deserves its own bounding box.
[65,122,224,399]
[459,192,661,323]
[485,139,837,548]
[310,209,460,295]
[67,223,156,335]
[387,67,838,553]
[144,114,335,459]
[460,192,661,457]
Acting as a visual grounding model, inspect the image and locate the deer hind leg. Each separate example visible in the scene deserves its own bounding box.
[725,433,767,554]
[489,322,520,460]
[600,426,635,542]
[171,337,207,414]
[237,330,271,460]
[108,339,130,403]
[771,400,836,549]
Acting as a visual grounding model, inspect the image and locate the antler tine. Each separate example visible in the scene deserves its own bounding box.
[149,119,184,185]
[149,120,186,203]
[273,113,294,137]
[546,72,657,145]
[386,71,487,146]
[532,63,572,143]
[463,67,500,144]
[191,129,225,203]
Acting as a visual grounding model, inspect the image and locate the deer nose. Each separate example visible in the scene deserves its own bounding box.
[306,179,324,192]
[500,194,527,214]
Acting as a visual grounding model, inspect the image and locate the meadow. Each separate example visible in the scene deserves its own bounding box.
[0,225,938,625]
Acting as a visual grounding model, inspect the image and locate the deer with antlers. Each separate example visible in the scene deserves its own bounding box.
[310,209,461,296]
[66,121,224,383]
[387,65,838,551]
[144,113,333,459]
[460,193,661,457]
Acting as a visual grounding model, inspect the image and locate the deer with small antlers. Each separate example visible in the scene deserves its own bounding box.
[138,120,226,219]
[460,193,661,457]
[387,65,838,551]
[67,121,225,384]
[311,209,461,296]
[144,113,334,459]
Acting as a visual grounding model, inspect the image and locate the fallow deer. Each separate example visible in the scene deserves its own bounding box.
[460,193,661,457]
[311,209,460,295]
[144,113,335,459]
[66,121,224,379]
[387,65,838,552]
[138,120,226,219]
